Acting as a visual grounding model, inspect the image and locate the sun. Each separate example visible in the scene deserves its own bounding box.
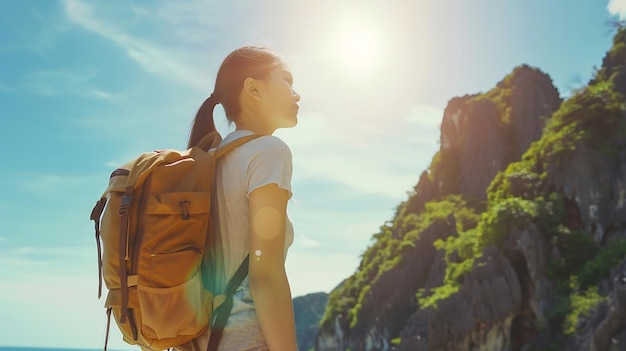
[329,17,386,80]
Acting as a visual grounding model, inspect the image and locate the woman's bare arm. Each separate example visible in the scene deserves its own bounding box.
[248,183,297,351]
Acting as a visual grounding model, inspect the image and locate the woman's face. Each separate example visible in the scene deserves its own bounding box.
[258,66,301,131]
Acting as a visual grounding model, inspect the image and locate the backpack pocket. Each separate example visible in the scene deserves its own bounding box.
[147,246,202,288]
[140,191,211,288]
[137,269,211,340]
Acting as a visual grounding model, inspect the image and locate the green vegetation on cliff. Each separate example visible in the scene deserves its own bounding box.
[420,26,626,335]
[320,64,557,335]
[318,26,626,347]
[320,194,480,330]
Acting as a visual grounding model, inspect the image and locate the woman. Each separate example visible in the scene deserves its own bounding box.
[185,46,300,351]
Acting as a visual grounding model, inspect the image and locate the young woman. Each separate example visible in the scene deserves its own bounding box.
[184,46,300,351]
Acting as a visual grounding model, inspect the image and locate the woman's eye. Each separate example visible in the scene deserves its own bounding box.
[284,74,293,86]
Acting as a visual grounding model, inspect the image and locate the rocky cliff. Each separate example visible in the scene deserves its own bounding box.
[408,64,561,213]
[316,26,626,351]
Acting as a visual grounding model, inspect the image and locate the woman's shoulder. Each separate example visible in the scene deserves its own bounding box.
[223,130,291,155]
[247,136,292,165]
[251,134,290,151]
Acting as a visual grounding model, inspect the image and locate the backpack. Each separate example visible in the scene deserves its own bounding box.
[89,132,259,351]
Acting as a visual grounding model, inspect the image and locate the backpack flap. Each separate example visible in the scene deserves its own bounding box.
[102,149,199,197]
[101,169,130,197]
[124,151,183,190]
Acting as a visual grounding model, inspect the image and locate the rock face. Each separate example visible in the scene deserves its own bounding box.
[399,245,522,350]
[407,65,561,214]
[563,258,626,351]
[315,65,562,351]
[315,26,626,351]
[440,65,561,201]
[539,115,626,350]
[544,140,626,244]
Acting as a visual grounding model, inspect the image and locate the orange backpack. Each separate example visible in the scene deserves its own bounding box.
[90,132,258,351]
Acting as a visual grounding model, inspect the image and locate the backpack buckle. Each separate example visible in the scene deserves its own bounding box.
[119,188,134,216]
[179,200,191,220]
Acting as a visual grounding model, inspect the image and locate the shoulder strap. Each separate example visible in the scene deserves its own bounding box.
[207,255,250,351]
[215,134,262,158]
[205,134,260,351]
[225,255,250,296]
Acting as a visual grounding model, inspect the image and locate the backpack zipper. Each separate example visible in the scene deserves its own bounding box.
[150,246,201,257]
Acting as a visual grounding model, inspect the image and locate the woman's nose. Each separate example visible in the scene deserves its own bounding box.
[293,90,301,102]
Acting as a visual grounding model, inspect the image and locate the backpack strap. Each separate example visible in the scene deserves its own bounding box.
[207,255,250,351]
[215,133,263,159]
[117,186,134,324]
[90,197,108,299]
[104,307,112,351]
[196,131,261,153]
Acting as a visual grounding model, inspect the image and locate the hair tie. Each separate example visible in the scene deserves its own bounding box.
[207,92,220,106]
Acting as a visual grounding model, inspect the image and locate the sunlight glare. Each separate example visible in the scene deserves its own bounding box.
[329,16,386,80]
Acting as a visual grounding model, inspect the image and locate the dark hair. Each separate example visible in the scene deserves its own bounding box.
[187,46,284,148]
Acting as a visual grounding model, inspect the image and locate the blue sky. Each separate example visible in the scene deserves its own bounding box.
[0,0,624,349]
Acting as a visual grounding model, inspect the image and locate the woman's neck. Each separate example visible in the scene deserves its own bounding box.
[235,112,274,135]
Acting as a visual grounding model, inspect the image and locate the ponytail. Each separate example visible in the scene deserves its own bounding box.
[187,93,219,148]
[188,46,284,148]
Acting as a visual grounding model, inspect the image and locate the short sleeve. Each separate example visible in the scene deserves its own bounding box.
[245,136,293,198]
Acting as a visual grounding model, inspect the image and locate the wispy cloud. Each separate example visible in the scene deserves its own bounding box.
[62,0,217,91]
[129,0,225,44]
[0,83,17,92]
[0,246,94,278]
[19,173,88,195]
[0,61,126,107]
[0,3,71,57]
[87,88,116,101]
[295,232,321,248]
[20,68,116,100]
[278,104,441,199]
[9,246,87,258]
[608,0,626,18]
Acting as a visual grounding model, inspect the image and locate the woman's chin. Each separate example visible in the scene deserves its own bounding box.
[281,116,298,129]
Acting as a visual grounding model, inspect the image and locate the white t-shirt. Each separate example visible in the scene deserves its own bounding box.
[213,130,295,350]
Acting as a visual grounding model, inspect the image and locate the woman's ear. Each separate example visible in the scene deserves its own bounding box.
[243,77,262,100]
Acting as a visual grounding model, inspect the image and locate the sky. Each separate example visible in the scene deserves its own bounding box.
[0,0,625,349]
